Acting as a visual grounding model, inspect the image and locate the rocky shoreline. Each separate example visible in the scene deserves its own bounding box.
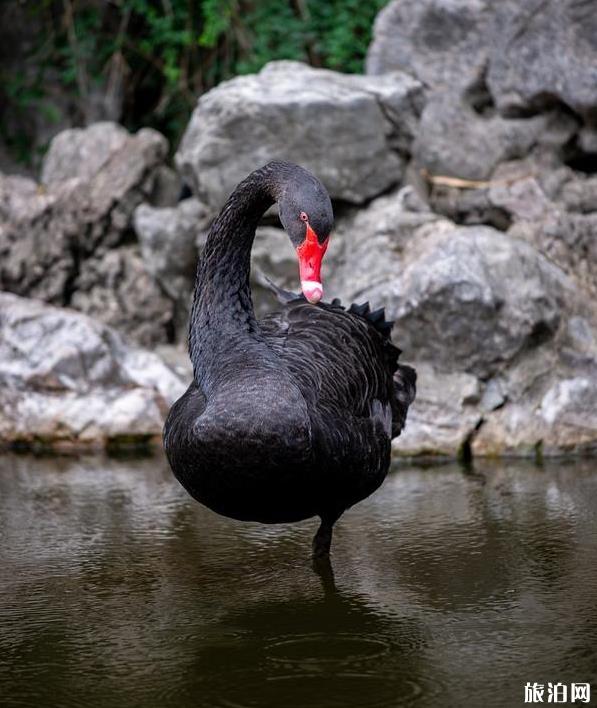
[1,0,596,458]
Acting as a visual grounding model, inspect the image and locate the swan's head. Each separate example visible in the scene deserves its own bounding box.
[278,167,333,304]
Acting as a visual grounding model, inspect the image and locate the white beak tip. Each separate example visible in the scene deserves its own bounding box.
[301,281,323,304]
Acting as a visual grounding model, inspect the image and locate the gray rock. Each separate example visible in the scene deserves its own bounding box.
[386,224,567,379]
[154,344,194,384]
[509,213,597,300]
[393,363,482,457]
[413,92,547,181]
[488,168,553,223]
[328,188,441,302]
[487,0,597,119]
[558,175,597,215]
[474,375,597,458]
[368,0,597,121]
[176,61,424,210]
[486,158,597,297]
[392,225,565,377]
[578,125,597,154]
[134,197,211,335]
[0,123,170,344]
[70,246,176,348]
[0,174,45,219]
[421,109,578,224]
[332,187,597,456]
[367,0,491,92]
[426,184,511,230]
[148,165,182,207]
[0,293,186,450]
[332,198,567,380]
[41,122,131,185]
[134,198,209,302]
[0,174,74,303]
[479,378,507,413]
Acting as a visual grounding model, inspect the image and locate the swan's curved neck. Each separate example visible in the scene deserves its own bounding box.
[189,163,287,384]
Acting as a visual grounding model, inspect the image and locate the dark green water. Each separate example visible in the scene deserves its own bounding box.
[1,454,596,708]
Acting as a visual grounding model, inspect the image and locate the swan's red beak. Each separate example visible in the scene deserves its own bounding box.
[296,224,329,304]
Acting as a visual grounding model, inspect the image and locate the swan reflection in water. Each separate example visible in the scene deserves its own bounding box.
[180,565,432,708]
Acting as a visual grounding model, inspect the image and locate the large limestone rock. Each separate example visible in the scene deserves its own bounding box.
[363,0,597,459]
[367,0,491,92]
[0,174,72,303]
[387,224,569,380]
[332,203,567,380]
[487,0,597,119]
[412,92,550,181]
[176,61,424,211]
[0,122,171,344]
[133,197,209,336]
[368,0,597,121]
[428,155,597,298]
[331,190,597,457]
[41,122,131,185]
[472,334,597,458]
[328,187,440,301]
[0,293,186,450]
[134,197,209,304]
[70,246,176,347]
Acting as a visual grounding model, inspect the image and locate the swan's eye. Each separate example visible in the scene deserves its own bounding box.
[299,211,308,222]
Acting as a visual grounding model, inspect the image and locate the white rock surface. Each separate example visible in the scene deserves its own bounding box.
[0,293,186,450]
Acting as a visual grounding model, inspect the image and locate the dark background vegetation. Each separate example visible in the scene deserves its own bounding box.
[0,0,386,168]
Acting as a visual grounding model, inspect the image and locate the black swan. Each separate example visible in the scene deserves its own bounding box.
[164,161,416,557]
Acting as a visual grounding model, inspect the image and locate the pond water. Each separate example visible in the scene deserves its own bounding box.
[1,453,596,708]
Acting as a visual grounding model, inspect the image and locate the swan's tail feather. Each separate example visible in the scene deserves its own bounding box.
[348,301,395,341]
[368,307,385,324]
[349,301,370,317]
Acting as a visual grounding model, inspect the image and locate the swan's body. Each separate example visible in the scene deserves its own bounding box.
[164,161,416,556]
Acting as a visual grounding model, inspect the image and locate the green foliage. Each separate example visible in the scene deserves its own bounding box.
[1,0,388,164]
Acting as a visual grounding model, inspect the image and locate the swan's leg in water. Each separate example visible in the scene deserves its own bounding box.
[312,521,333,558]
[312,514,339,558]
[312,552,336,594]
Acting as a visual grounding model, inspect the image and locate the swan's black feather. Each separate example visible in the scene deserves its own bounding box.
[261,280,414,445]
[263,278,398,343]
[259,299,415,441]
[254,297,416,520]
[164,161,416,545]
[368,307,385,324]
[349,302,370,317]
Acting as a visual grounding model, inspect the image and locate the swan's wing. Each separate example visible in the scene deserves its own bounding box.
[260,300,416,440]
